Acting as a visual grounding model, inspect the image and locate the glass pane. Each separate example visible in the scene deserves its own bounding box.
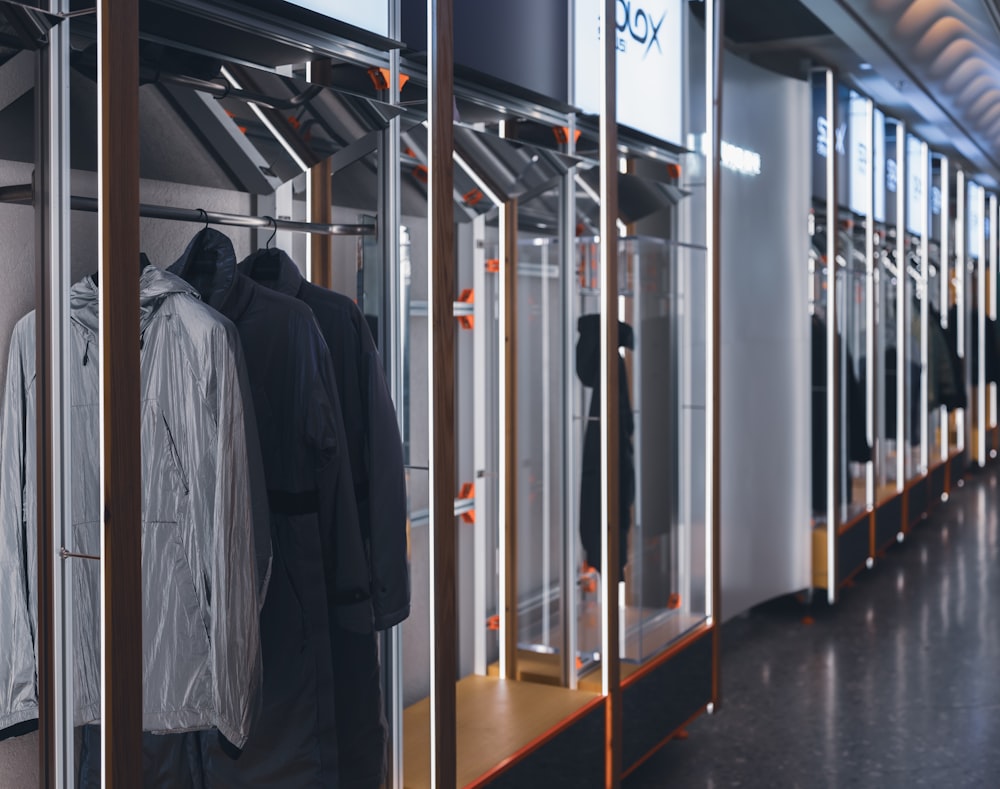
[622,237,708,664]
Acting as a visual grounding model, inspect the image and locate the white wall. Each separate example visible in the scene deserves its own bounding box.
[719,52,813,619]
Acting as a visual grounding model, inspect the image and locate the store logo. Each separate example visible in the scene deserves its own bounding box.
[816,116,846,158]
[615,0,666,57]
[721,141,761,176]
[886,159,897,193]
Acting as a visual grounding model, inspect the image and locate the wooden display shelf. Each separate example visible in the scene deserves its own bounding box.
[402,675,601,789]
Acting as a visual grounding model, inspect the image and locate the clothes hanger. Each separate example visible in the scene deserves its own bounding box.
[247,217,282,281]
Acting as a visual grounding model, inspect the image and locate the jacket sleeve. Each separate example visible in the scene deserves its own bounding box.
[206,322,262,749]
[305,321,374,634]
[0,317,40,732]
[359,324,410,630]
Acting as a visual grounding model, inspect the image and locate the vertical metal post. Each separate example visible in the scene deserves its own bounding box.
[598,0,621,784]
[706,0,724,697]
[956,170,966,455]
[895,124,906,491]
[499,199,518,680]
[978,185,987,467]
[989,194,997,438]
[35,2,73,785]
[824,70,839,603]
[865,98,876,509]
[920,143,929,474]
[941,156,950,463]
[471,213,489,679]
[98,0,143,785]
[560,129,579,692]
[428,0,457,785]
[380,1,404,785]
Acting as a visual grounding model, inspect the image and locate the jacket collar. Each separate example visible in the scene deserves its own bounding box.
[238,247,303,299]
[168,228,254,322]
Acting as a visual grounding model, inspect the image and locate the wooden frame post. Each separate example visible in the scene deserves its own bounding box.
[428,0,457,785]
[99,0,143,785]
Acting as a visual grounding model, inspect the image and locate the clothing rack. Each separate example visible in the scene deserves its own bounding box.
[0,184,376,237]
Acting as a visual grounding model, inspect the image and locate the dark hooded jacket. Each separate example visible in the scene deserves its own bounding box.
[576,314,634,581]
[240,249,409,631]
[170,229,374,786]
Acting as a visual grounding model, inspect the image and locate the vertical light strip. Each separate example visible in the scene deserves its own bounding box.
[956,170,966,454]
[379,3,404,782]
[941,156,950,463]
[920,142,929,475]
[706,0,722,671]
[471,215,487,678]
[598,0,620,701]
[497,201,510,680]
[825,70,837,603]
[978,186,987,467]
[541,240,552,649]
[896,124,906,491]
[865,97,875,509]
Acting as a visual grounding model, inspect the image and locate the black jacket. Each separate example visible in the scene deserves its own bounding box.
[576,314,634,581]
[172,229,371,786]
[240,248,410,631]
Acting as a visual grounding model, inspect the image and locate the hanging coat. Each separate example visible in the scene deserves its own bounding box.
[576,314,634,581]
[0,266,265,748]
[240,248,409,631]
[241,248,403,787]
[171,229,378,786]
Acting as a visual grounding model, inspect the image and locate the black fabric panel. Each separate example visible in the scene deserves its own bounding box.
[483,702,604,788]
[622,630,713,771]
[838,519,870,587]
[876,496,903,551]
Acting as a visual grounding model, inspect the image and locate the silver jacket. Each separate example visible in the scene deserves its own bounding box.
[0,266,266,748]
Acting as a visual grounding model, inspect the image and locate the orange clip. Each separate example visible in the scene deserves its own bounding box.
[667,593,682,610]
[458,482,475,523]
[485,258,500,273]
[412,164,429,184]
[552,126,582,145]
[463,188,485,207]
[487,615,500,631]
[367,67,411,92]
[287,116,301,131]
[456,289,474,330]
[666,163,682,179]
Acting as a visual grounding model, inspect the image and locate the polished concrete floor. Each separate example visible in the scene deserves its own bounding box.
[625,464,1000,789]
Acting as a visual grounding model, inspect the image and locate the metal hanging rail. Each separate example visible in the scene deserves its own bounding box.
[0,183,377,237]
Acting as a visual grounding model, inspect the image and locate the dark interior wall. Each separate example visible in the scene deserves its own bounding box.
[401,0,569,105]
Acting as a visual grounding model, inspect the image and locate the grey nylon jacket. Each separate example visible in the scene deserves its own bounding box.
[0,266,266,748]
[241,250,410,630]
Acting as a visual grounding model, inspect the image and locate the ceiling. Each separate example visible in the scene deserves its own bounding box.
[724,0,1000,189]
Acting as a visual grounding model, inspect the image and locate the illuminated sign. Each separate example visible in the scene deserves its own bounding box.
[285,1,388,36]
[574,0,684,146]
[848,91,869,216]
[906,135,925,237]
[874,109,885,223]
[721,141,761,176]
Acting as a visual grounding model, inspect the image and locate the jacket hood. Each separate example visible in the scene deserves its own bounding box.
[70,263,200,340]
[169,228,241,312]
[238,246,303,299]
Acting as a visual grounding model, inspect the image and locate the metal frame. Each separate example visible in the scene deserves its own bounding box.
[865,97,876,511]
[895,122,906,493]
[940,155,950,465]
[977,183,987,467]
[990,194,997,437]
[919,140,930,476]
[34,1,73,784]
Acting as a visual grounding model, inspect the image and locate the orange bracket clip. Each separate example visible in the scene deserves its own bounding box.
[487,615,500,631]
[463,188,485,207]
[667,593,682,610]
[367,67,411,92]
[665,163,682,179]
[485,258,500,273]
[456,288,474,330]
[412,164,428,184]
[553,126,582,145]
[458,482,475,524]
